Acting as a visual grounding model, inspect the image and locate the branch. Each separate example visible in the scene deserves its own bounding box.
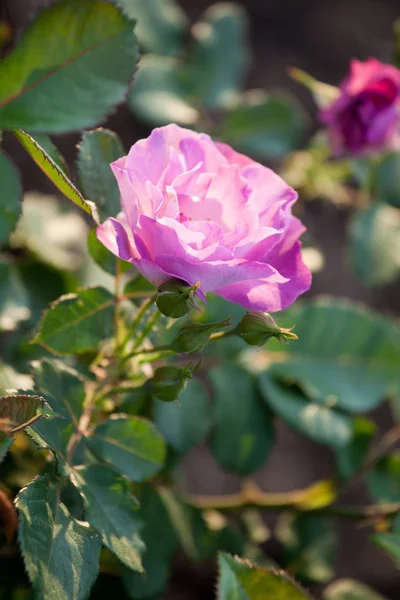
[183,479,400,522]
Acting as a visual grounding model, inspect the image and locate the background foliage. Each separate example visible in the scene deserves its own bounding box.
[0,0,400,599]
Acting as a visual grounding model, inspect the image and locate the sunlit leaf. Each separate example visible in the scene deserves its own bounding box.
[187,3,249,108]
[210,366,275,475]
[259,375,352,449]
[153,378,211,453]
[69,464,145,572]
[221,90,307,160]
[87,416,166,482]
[13,131,96,219]
[324,579,388,600]
[217,553,312,599]
[366,452,400,503]
[375,153,400,207]
[349,202,400,286]
[11,193,88,272]
[0,0,138,132]
[77,128,124,221]
[121,486,177,599]
[371,532,400,568]
[16,476,101,600]
[30,359,85,457]
[32,286,115,355]
[0,260,30,331]
[128,55,199,126]
[243,297,400,414]
[0,151,22,246]
[119,0,188,56]
[276,513,337,583]
[336,418,376,480]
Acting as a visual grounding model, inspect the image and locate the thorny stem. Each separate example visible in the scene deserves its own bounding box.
[120,293,157,351]
[66,386,96,463]
[132,307,162,351]
[183,479,400,522]
[114,259,123,350]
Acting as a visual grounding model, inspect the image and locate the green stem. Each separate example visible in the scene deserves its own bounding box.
[209,327,239,343]
[132,308,162,351]
[114,259,123,350]
[120,293,157,351]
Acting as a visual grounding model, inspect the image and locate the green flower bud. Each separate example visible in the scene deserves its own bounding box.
[156,279,200,318]
[239,312,298,346]
[172,318,232,354]
[150,364,193,402]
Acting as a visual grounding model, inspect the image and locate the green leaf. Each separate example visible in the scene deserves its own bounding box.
[16,475,101,600]
[349,202,400,286]
[121,486,177,599]
[69,464,145,572]
[375,153,400,207]
[0,393,46,433]
[87,416,166,482]
[324,579,388,600]
[217,553,312,600]
[153,378,211,453]
[0,0,138,132]
[366,452,400,503]
[24,131,68,172]
[0,362,33,392]
[0,260,30,331]
[210,366,275,475]
[0,436,13,465]
[221,91,307,160]
[276,513,337,583]
[119,0,188,56]
[77,128,124,221]
[243,297,400,414]
[30,359,85,457]
[17,260,67,325]
[187,3,249,108]
[128,55,199,126]
[259,375,353,449]
[13,131,96,219]
[11,193,88,272]
[32,286,115,355]
[336,418,376,480]
[0,151,22,246]
[371,532,400,567]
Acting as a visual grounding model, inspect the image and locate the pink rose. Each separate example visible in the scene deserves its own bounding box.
[320,58,400,156]
[96,125,311,312]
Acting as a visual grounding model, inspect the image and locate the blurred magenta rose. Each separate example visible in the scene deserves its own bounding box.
[96,125,311,312]
[320,58,400,156]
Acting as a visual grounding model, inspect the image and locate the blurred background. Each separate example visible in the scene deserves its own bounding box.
[1,0,400,598]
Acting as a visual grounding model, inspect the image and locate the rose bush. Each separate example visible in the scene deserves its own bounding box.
[320,58,400,155]
[97,124,311,312]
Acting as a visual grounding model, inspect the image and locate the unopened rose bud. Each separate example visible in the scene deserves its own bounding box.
[239,312,298,346]
[172,318,232,354]
[156,279,200,318]
[150,364,193,402]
